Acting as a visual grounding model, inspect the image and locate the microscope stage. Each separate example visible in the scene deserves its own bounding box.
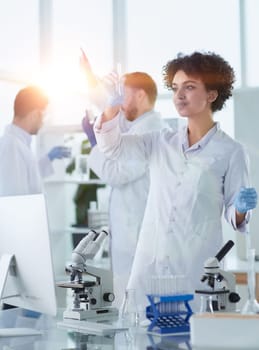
[57,281,95,289]
[195,289,230,295]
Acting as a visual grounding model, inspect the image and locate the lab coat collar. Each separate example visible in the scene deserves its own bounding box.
[6,124,32,147]
[131,109,159,127]
[181,122,220,153]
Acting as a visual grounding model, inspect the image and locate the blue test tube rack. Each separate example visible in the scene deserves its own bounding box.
[146,294,194,334]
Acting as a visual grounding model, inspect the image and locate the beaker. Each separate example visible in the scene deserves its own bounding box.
[121,289,139,327]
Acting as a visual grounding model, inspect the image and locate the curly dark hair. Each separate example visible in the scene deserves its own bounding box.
[162,51,235,112]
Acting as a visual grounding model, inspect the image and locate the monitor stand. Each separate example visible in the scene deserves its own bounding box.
[0,253,14,301]
[0,254,42,338]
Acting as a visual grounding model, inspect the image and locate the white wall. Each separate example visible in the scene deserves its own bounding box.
[234,88,259,259]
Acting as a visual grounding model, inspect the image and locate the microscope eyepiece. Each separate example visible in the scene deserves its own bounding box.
[215,240,234,262]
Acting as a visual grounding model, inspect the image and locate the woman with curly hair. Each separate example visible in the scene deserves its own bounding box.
[94,52,257,314]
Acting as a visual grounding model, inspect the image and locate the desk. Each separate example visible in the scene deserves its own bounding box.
[0,308,192,350]
[0,308,258,349]
[225,255,259,300]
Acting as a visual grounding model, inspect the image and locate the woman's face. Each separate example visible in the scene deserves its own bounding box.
[171,70,215,118]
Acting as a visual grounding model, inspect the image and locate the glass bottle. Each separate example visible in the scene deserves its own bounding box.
[242,248,259,314]
[121,289,139,327]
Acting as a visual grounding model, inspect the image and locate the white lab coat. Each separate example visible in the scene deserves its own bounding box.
[0,124,53,196]
[88,110,168,308]
[95,119,250,313]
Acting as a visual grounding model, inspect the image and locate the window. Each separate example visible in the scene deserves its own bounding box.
[126,0,239,135]
[52,0,113,75]
[0,81,24,135]
[0,0,39,74]
[45,0,113,125]
[245,0,259,86]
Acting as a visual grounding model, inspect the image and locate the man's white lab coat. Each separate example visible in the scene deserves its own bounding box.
[0,124,53,196]
[88,110,168,308]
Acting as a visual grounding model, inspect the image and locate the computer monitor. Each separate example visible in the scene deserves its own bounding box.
[0,194,57,317]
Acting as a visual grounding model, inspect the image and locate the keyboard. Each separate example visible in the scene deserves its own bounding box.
[57,319,128,335]
[0,327,42,337]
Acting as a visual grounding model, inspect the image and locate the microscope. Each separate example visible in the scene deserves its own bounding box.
[58,229,118,320]
[195,240,240,312]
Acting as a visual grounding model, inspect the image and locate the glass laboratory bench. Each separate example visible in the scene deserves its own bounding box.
[0,307,194,350]
[0,307,255,350]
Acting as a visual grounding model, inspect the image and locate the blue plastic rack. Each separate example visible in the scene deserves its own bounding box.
[146,293,194,334]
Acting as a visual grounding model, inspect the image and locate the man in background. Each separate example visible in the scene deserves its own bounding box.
[0,85,70,196]
[82,69,169,310]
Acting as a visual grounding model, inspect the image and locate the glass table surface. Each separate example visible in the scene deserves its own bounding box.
[0,308,254,350]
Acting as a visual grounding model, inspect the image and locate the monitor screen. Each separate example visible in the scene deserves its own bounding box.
[0,194,57,316]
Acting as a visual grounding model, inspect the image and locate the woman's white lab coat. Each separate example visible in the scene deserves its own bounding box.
[0,124,53,196]
[95,119,250,312]
[88,110,168,308]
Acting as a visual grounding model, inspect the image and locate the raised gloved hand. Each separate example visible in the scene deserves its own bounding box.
[48,146,71,161]
[79,49,123,109]
[101,70,124,106]
[234,187,258,213]
[82,111,97,147]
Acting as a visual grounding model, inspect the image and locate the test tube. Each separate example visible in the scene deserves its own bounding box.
[86,108,96,124]
[116,62,122,95]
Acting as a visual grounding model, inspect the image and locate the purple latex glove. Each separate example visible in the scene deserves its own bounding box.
[82,112,97,147]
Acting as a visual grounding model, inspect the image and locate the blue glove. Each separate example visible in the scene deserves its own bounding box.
[101,70,120,96]
[48,146,71,161]
[109,94,124,107]
[101,71,124,107]
[234,187,258,213]
[82,112,97,147]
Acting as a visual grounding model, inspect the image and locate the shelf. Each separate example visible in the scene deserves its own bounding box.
[51,228,89,235]
[51,227,108,235]
[44,178,105,185]
[65,226,91,234]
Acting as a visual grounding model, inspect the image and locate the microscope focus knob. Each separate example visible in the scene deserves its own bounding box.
[229,292,240,303]
[103,292,115,302]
